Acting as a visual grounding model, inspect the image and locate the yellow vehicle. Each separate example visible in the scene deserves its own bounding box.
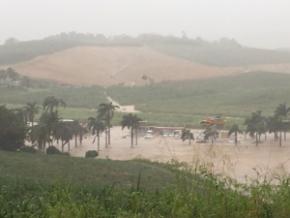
[200,115,224,128]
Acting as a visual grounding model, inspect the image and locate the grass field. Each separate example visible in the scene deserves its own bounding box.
[0,72,290,127]
[108,72,290,117]
[2,151,290,217]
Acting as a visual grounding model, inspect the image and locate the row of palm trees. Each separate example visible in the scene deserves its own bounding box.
[88,103,143,149]
[229,103,290,146]
[23,96,290,152]
[23,96,86,152]
[23,97,143,153]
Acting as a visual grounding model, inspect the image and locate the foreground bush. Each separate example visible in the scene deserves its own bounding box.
[19,146,37,153]
[0,151,290,218]
[85,150,98,158]
[1,173,290,218]
[46,146,70,156]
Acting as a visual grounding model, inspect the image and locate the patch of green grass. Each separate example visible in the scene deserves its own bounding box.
[2,151,290,217]
[0,151,174,190]
[1,72,290,127]
[108,72,290,117]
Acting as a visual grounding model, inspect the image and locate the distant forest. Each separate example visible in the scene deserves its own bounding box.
[1,32,290,66]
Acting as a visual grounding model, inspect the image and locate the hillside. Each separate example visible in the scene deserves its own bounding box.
[12,46,238,86]
[2,151,290,217]
[108,72,290,117]
[2,33,290,68]
[1,72,290,126]
[0,151,174,190]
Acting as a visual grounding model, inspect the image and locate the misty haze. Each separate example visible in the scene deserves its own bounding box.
[1,1,290,217]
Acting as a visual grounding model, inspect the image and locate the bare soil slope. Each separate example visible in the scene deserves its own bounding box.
[13,46,239,86]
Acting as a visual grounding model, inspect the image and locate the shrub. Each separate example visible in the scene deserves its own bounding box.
[46,146,62,155]
[85,150,98,158]
[19,146,37,153]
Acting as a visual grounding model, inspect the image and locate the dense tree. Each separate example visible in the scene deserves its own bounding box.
[204,126,218,145]
[31,111,60,151]
[0,106,26,151]
[121,114,142,148]
[43,96,66,114]
[24,102,39,126]
[71,121,86,148]
[97,102,119,147]
[54,122,73,152]
[228,124,243,146]
[274,103,290,141]
[24,102,39,142]
[88,117,105,151]
[244,111,267,146]
[181,128,194,145]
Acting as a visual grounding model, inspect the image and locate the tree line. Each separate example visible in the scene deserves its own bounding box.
[0,96,143,153]
[1,97,290,153]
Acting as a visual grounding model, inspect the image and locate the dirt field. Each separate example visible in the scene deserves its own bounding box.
[69,127,290,183]
[12,46,239,86]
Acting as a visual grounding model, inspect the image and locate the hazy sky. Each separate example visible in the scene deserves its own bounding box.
[1,0,290,48]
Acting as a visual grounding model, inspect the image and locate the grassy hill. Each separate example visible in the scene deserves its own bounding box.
[2,33,290,67]
[1,151,290,217]
[0,151,174,190]
[108,72,290,117]
[1,72,290,126]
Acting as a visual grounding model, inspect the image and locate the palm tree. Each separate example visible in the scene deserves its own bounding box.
[30,124,50,152]
[43,96,66,114]
[204,126,218,145]
[37,111,60,149]
[274,103,290,141]
[69,121,86,148]
[228,124,243,146]
[97,102,119,147]
[88,117,105,151]
[121,114,142,148]
[181,128,194,145]
[24,102,39,126]
[54,122,74,152]
[244,111,266,146]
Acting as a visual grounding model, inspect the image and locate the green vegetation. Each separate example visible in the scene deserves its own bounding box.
[0,106,25,151]
[85,150,98,158]
[2,151,290,217]
[0,85,106,108]
[108,72,290,118]
[121,113,143,147]
[2,71,290,127]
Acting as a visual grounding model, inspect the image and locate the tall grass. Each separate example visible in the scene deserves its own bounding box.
[1,152,290,217]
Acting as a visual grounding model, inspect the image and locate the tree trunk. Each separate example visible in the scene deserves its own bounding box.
[79,133,83,145]
[74,135,78,148]
[131,128,134,148]
[68,141,71,152]
[280,131,282,147]
[235,132,238,146]
[108,127,111,146]
[255,133,258,146]
[135,128,138,146]
[105,129,108,148]
[107,116,111,146]
[284,131,287,141]
[97,134,100,152]
[274,132,278,141]
[61,140,64,152]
